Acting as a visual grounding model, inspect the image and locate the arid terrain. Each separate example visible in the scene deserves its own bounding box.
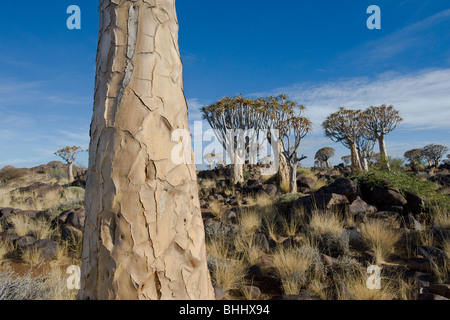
[1,160,449,300]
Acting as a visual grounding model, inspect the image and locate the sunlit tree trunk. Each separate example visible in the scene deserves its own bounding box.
[288,160,298,194]
[68,162,74,182]
[350,142,363,174]
[277,141,290,192]
[378,134,390,171]
[78,0,214,300]
[232,154,244,184]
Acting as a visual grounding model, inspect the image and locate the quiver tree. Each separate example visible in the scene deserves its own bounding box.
[279,115,312,193]
[201,96,266,185]
[404,148,424,170]
[263,94,299,191]
[323,108,364,174]
[54,146,84,182]
[341,155,351,167]
[422,144,449,168]
[363,105,403,171]
[204,153,222,170]
[356,129,376,172]
[314,147,335,168]
[79,0,214,300]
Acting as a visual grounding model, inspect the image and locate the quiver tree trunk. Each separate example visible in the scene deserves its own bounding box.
[78,0,214,300]
[378,134,390,171]
[350,142,363,174]
[67,162,74,182]
[288,161,298,194]
[232,154,245,185]
[277,142,290,192]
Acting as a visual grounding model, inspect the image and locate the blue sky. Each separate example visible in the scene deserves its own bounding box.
[0,0,449,169]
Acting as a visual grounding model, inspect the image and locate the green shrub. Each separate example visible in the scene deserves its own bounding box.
[50,168,66,182]
[356,167,450,211]
[42,200,84,221]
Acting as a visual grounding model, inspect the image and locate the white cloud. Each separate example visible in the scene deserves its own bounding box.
[266,68,450,130]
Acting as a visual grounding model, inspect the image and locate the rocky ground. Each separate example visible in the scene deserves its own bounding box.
[0,161,449,300]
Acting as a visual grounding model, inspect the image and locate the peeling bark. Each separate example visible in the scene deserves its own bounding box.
[78,0,214,300]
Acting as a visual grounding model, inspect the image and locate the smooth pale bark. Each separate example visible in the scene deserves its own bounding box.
[68,163,74,182]
[378,134,390,170]
[78,0,214,300]
[232,153,244,185]
[350,142,363,174]
[288,162,298,194]
[361,157,369,172]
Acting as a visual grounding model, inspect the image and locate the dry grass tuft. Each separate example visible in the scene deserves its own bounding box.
[20,246,43,266]
[238,208,262,236]
[433,206,450,229]
[210,258,248,297]
[334,268,398,300]
[272,244,324,295]
[208,201,223,219]
[0,241,14,261]
[360,220,401,264]
[0,268,77,300]
[308,211,345,238]
[8,215,54,240]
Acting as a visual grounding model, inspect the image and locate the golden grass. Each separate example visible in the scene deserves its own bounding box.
[264,218,280,242]
[360,220,401,264]
[308,211,345,238]
[282,216,300,238]
[443,238,450,258]
[335,269,398,300]
[252,193,276,208]
[44,267,79,300]
[21,246,43,266]
[272,244,323,295]
[206,234,231,262]
[433,206,450,229]
[0,240,14,261]
[240,281,258,300]
[211,258,248,297]
[208,201,223,219]
[238,208,262,235]
[8,215,54,240]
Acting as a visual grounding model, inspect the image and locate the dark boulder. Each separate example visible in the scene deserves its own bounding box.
[261,184,278,198]
[318,178,360,202]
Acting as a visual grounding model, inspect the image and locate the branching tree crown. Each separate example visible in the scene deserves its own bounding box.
[315,147,335,167]
[323,108,364,173]
[201,96,267,183]
[55,146,84,182]
[55,146,83,165]
[422,144,449,167]
[404,149,424,166]
[364,105,403,136]
[363,104,403,170]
